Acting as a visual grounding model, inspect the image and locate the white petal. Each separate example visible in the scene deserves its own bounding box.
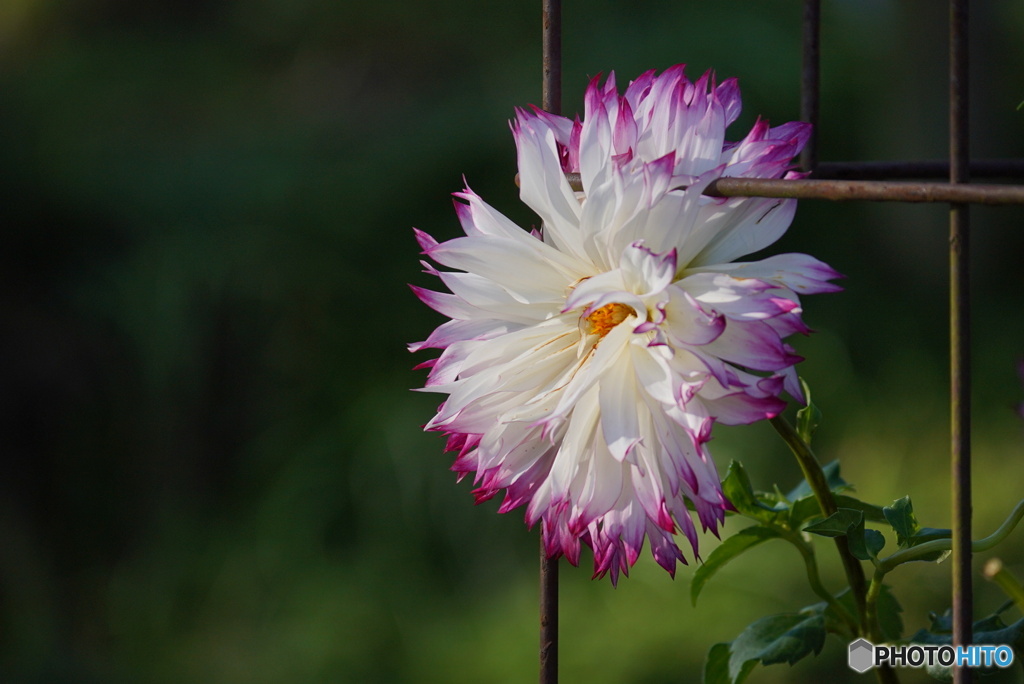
[515,122,589,263]
[688,197,797,267]
[599,350,642,462]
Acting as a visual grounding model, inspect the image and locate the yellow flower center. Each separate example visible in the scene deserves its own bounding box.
[585,302,632,337]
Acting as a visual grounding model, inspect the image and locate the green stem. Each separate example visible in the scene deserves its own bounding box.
[864,568,886,642]
[770,416,870,635]
[769,415,836,517]
[973,499,1024,551]
[864,569,901,684]
[984,559,1024,614]
[878,498,1024,573]
[781,529,859,635]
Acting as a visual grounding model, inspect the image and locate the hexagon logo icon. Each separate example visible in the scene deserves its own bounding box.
[848,638,875,673]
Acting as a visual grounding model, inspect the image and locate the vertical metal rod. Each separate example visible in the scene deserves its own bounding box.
[542,0,562,116]
[539,537,558,684]
[800,0,821,173]
[949,1,972,683]
[540,3,561,683]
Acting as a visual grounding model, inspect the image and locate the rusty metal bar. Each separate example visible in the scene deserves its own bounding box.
[549,173,1024,205]
[816,159,1024,180]
[701,178,1024,205]
[540,2,560,683]
[542,0,561,116]
[800,0,821,173]
[540,539,558,684]
[949,1,972,682]
[798,11,872,673]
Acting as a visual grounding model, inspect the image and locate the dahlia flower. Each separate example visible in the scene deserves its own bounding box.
[411,65,840,584]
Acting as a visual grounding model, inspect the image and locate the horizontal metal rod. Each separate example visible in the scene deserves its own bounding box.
[705,177,1024,205]
[815,159,1024,180]
[549,173,1024,205]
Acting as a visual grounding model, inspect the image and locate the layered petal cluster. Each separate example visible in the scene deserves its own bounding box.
[411,66,841,584]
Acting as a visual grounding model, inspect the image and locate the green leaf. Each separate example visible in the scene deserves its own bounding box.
[864,529,886,558]
[803,508,882,560]
[927,609,954,634]
[787,495,823,528]
[911,613,1024,682]
[722,461,779,523]
[804,508,863,538]
[845,517,872,561]
[913,613,1024,646]
[704,642,756,684]
[789,494,886,530]
[829,585,904,641]
[876,586,905,641]
[925,661,954,683]
[727,612,827,682]
[795,379,822,445]
[883,496,920,546]
[835,495,888,523]
[882,498,951,561]
[692,526,782,605]
[785,460,849,501]
[974,614,1011,634]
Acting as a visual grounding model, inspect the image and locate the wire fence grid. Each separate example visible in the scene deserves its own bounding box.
[534,2,1024,683]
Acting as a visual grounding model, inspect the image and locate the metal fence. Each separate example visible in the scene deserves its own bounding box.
[536,2,1024,683]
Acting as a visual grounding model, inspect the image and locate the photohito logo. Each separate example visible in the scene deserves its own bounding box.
[848,638,1015,673]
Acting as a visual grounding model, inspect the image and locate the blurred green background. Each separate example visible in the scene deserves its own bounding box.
[3,1,1024,682]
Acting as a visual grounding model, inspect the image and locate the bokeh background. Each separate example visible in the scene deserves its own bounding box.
[4,1,1024,682]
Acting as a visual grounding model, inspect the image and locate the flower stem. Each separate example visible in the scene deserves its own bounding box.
[769,416,870,635]
[865,568,885,642]
[769,416,835,516]
[782,529,859,634]
[864,569,902,684]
